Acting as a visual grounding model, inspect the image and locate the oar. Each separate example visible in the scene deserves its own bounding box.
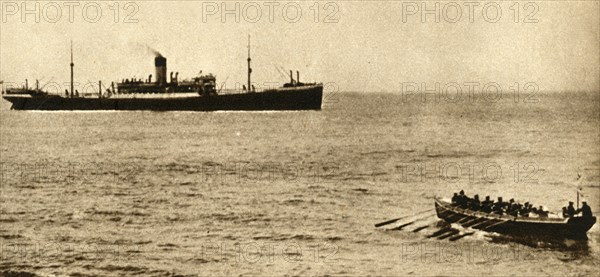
[410,210,454,233]
[432,215,477,236]
[425,211,468,238]
[448,231,476,241]
[463,217,488,227]
[390,221,415,230]
[437,229,460,240]
[454,215,477,225]
[446,217,479,232]
[470,218,500,229]
[451,214,495,230]
[389,212,436,230]
[462,219,483,227]
[428,226,454,238]
[412,225,430,233]
[374,208,434,227]
[480,219,509,231]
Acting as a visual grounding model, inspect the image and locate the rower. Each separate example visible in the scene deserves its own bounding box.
[567,201,576,217]
[580,201,593,218]
[493,197,504,215]
[538,206,548,218]
[505,198,513,214]
[518,204,528,217]
[526,203,534,217]
[520,202,530,217]
[562,207,569,218]
[451,193,459,205]
[481,196,493,213]
[482,204,492,213]
[531,206,538,215]
[509,202,520,217]
[458,190,469,209]
[471,194,481,211]
[482,196,492,206]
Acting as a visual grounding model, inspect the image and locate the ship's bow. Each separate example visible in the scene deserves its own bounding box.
[2,96,26,110]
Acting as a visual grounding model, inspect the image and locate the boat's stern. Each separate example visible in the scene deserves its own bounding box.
[567,216,596,232]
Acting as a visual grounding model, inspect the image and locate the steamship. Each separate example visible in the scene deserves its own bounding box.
[2,40,323,111]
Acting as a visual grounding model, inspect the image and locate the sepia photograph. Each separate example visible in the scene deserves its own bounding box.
[0,1,598,276]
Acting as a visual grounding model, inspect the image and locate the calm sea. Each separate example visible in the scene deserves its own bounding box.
[1,91,598,276]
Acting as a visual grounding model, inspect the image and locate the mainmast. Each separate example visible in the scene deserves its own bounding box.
[70,40,74,98]
[247,35,252,92]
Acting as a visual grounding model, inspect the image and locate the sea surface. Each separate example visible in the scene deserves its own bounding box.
[0,91,598,276]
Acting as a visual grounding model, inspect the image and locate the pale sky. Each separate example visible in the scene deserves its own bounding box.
[1,1,598,93]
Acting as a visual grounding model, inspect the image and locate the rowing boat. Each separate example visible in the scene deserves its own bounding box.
[434,197,596,240]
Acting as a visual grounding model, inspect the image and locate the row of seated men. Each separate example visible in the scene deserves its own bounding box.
[451,190,549,217]
[451,191,593,218]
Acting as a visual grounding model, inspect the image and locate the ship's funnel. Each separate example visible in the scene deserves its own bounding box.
[155,56,167,86]
[296,71,300,84]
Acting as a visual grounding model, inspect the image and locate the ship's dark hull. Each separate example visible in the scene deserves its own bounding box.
[435,198,596,240]
[2,85,322,111]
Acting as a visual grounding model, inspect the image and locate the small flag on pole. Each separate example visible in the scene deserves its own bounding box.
[577,173,585,198]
